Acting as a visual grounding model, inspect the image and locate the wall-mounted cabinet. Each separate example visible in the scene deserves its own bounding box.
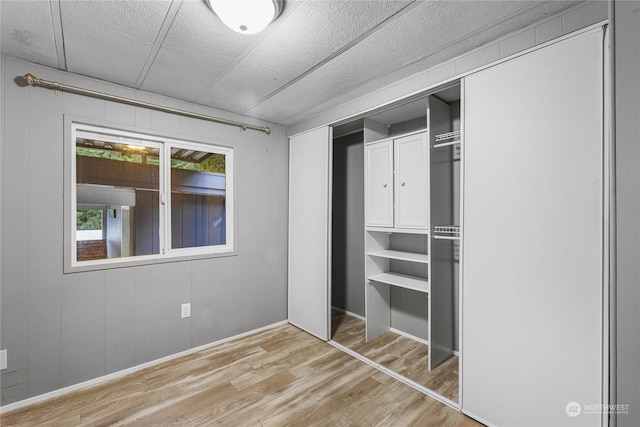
[365,132,428,230]
[364,139,393,227]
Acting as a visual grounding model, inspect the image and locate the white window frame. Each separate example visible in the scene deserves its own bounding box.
[66,121,235,272]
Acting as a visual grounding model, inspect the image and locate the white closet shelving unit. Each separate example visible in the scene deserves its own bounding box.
[366,229,430,295]
[364,93,459,371]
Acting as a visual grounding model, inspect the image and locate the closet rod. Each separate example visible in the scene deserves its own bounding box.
[433,140,460,149]
[21,73,271,135]
[433,235,460,241]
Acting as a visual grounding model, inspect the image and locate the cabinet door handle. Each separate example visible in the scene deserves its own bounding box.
[401,182,406,186]
[383,183,387,188]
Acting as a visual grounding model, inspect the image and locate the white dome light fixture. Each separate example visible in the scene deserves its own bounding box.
[207,0,284,35]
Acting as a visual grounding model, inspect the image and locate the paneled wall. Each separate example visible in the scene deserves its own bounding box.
[0,57,289,405]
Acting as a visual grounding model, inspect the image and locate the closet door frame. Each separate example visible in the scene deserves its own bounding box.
[287,22,611,423]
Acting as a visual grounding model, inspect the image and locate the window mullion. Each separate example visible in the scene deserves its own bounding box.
[160,142,170,255]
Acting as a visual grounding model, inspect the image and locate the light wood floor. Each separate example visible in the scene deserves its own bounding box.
[0,324,480,427]
[331,310,459,402]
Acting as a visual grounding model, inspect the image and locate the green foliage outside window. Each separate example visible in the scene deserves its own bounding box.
[76,147,144,163]
[172,153,225,174]
[77,209,102,230]
[199,154,225,174]
[77,146,224,174]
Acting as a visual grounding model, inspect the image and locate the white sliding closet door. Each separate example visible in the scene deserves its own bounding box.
[288,126,332,341]
[462,29,605,426]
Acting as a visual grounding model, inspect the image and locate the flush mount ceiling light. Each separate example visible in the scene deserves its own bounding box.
[207,0,284,35]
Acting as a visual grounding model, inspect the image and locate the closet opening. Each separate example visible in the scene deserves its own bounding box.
[330,83,461,405]
[331,123,366,332]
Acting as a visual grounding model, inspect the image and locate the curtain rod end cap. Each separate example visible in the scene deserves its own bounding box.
[263,127,271,135]
[23,73,38,86]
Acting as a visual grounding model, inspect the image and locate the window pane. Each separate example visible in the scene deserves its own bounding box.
[75,138,160,261]
[170,149,226,249]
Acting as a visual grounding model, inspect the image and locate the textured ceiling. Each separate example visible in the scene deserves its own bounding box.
[1,0,582,127]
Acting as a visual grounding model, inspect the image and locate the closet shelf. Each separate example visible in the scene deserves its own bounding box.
[367,249,428,264]
[366,226,429,235]
[368,272,429,293]
[435,130,461,141]
[433,225,460,240]
[433,130,461,149]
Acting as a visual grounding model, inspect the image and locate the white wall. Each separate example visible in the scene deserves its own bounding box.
[0,57,289,405]
[614,1,640,425]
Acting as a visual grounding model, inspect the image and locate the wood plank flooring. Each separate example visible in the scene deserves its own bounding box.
[331,310,459,402]
[0,324,480,426]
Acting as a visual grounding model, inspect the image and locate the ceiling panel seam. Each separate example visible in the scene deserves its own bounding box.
[238,0,422,115]
[343,0,552,91]
[192,0,305,104]
[278,0,568,125]
[50,0,66,70]
[135,0,184,89]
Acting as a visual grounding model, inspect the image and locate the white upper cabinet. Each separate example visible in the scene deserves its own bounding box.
[394,133,428,229]
[365,132,428,230]
[365,139,394,227]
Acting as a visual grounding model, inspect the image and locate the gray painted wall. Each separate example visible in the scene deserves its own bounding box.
[332,132,365,317]
[390,287,428,341]
[614,2,640,425]
[0,57,289,405]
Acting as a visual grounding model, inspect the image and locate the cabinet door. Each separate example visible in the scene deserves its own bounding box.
[462,29,604,426]
[288,127,331,341]
[365,140,393,227]
[394,133,428,229]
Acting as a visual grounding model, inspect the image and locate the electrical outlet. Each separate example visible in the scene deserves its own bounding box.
[0,349,7,370]
[181,303,191,319]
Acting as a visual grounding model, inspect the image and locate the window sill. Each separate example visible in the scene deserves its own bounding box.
[64,248,237,274]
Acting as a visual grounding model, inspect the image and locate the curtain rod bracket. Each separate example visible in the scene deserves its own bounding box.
[21,73,271,135]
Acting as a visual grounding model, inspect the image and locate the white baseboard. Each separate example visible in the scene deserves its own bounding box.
[0,320,288,415]
[390,327,430,346]
[331,306,365,321]
[389,328,461,356]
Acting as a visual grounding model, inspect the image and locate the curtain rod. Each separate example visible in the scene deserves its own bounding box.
[21,73,271,135]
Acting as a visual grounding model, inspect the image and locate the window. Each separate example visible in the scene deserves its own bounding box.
[69,123,234,269]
